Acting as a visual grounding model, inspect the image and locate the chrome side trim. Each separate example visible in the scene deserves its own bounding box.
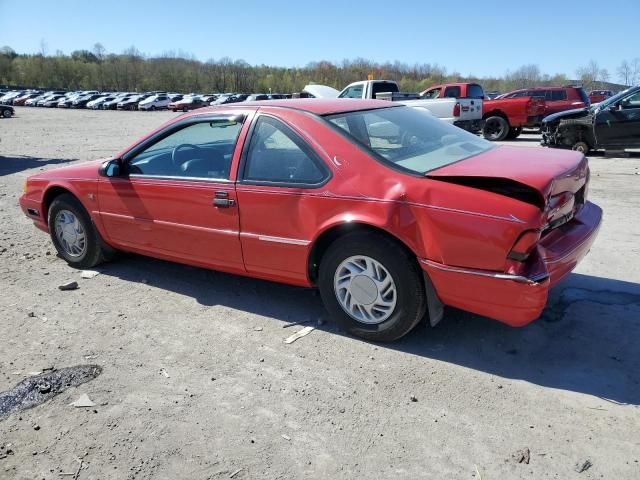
[420,259,549,285]
[242,232,310,246]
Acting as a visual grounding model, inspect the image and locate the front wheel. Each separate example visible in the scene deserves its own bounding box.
[318,232,427,342]
[572,141,590,154]
[482,116,510,141]
[2,109,11,118]
[48,194,109,269]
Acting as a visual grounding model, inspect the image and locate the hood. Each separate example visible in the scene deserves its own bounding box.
[302,84,339,99]
[542,107,590,124]
[427,145,588,205]
[30,159,107,180]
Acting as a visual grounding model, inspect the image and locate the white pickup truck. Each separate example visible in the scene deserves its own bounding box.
[303,80,483,132]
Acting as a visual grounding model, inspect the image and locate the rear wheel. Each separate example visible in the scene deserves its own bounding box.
[318,232,427,342]
[506,126,522,139]
[482,116,510,141]
[48,194,109,269]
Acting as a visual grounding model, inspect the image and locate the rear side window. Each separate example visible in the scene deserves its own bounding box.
[550,90,567,101]
[466,84,484,99]
[443,86,461,98]
[421,88,441,99]
[243,116,327,185]
[339,85,364,99]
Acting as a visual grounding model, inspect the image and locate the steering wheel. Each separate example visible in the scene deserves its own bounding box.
[171,143,202,168]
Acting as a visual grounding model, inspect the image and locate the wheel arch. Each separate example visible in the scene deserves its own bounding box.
[41,184,85,225]
[307,221,421,285]
[483,109,510,123]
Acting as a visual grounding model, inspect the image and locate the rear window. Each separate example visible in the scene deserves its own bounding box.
[371,82,399,98]
[467,84,484,99]
[325,106,494,175]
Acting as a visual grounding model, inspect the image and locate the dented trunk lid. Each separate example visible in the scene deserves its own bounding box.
[427,145,587,198]
[427,146,589,227]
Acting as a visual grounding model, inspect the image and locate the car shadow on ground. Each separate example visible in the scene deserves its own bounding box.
[100,255,640,405]
[0,155,76,176]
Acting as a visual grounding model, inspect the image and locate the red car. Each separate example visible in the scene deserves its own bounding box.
[19,100,602,341]
[588,90,613,104]
[499,87,590,116]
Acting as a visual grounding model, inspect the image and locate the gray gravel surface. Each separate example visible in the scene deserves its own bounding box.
[0,108,639,479]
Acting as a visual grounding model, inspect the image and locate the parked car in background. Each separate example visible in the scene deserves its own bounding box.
[72,94,103,109]
[169,96,210,111]
[499,87,589,116]
[321,80,484,132]
[246,94,270,101]
[103,96,129,110]
[19,99,601,342]
[42,95,66,107]
[87,95,115,109]
[0,104,14,118]
[138,94,172,111]
[588,90,614,104]
[482,92,547,141]
[542,86,640,153]
[117,95,148,111]
[12,92,42,106]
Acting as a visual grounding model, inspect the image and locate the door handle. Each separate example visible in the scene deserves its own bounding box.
[213,191,235,208]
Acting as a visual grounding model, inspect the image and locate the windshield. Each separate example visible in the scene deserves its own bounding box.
[325,106,494,175]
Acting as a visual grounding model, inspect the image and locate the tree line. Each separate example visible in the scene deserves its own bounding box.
[0,44,636,94]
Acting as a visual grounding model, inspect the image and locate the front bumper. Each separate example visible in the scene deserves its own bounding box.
[419,201,602,326]
[19,194,49,233]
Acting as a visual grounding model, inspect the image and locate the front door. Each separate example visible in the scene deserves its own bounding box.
[595,91,640,148]
[97,116,246,272]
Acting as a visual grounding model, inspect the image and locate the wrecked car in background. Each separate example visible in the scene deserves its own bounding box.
[541,86,640,154]
[20,99,601,342]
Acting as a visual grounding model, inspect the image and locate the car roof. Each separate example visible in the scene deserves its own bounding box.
[199,98,396,115]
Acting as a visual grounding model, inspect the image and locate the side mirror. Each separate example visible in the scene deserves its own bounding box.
[608,103,620,112]
[98,159,122,177]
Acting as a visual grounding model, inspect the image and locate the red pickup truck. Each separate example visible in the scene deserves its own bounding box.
[421,83,546,141]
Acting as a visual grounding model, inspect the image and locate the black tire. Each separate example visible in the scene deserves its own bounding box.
[318,232,427,342]
[572,141,590,154]
[48,194,108,269]
[182,106,188,112]
[506,126,522,139]
[150,106,156,111]
[2,109,11,118]
[482,116,510,141]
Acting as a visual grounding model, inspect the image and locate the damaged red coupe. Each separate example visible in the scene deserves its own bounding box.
[20,99,602,341]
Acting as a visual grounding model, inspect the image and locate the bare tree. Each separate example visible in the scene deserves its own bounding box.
[617,60,632,86]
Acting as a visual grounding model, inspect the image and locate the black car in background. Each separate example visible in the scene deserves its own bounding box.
[71,94,102,108]
[541,86,640,154]
[0,104,14,118]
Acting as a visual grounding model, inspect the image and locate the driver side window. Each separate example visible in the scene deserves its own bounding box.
[622,92,640,109]
[128,119,242,179]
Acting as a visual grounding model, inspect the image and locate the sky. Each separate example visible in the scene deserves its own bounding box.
[0,0,637,81]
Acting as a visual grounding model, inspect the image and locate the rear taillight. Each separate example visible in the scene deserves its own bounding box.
[508,230,541,261]
[453,102,460,117]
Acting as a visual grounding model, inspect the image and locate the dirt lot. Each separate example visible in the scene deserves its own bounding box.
[1,107,639,480]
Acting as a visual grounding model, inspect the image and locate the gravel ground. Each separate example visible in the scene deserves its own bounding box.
[0,107,639,480]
